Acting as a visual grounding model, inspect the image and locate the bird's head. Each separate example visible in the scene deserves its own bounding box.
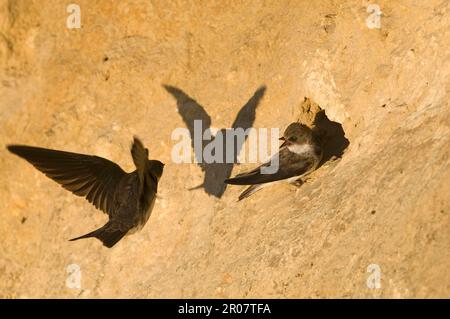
[279,122,312,149]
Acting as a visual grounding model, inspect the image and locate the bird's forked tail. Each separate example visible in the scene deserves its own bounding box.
[69,223,128,248]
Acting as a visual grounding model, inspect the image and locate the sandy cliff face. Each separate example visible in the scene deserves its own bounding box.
[0,0,449,298]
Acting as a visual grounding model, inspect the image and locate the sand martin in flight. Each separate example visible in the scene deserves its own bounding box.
[7,137,164,248]
[225,122,323,200]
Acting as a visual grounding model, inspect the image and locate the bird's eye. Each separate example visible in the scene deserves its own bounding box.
[289,136,297,142]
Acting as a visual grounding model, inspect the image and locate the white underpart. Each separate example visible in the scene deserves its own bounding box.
[286,175,302,183]
[286,143,317,183]
[287,143,314,155]
[258,174,306,186]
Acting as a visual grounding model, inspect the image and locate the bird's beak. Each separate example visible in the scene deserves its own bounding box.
[279,137,287,149]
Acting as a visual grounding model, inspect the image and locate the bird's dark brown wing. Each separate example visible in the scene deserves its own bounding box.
[7,145,126,216]
[224,147,313,185]
[130,136,148,191]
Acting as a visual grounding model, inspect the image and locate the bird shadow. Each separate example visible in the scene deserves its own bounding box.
[313,109,350,166]
[164,85,266,198]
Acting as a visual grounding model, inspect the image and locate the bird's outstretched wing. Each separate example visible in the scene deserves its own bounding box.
[130,136,148,191]
[224,147,313,185]
[7,145,126,216]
